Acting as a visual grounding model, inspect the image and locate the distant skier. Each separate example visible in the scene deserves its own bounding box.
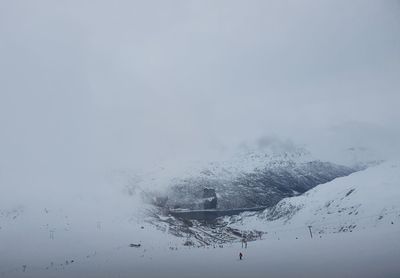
[239,252,243,260]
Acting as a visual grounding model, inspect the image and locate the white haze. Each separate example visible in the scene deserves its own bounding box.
[1,2,400,277]
[1,0,400,191]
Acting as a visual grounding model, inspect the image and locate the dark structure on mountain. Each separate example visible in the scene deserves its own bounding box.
[202,188,217,209]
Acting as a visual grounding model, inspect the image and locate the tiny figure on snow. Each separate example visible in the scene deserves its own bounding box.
[239,252,243,260]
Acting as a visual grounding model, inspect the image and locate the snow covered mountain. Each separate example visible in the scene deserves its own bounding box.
[1,161,399,278]
[145,147,357,211]
[0,140,393,277]
[228,161,400,239]
[129,146,363,247]
[163,159,355,211]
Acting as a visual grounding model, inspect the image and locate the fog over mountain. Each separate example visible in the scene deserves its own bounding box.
[1,0,399,176]
[1,0,400,277]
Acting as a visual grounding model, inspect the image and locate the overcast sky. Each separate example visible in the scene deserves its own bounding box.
[1,0,399,179]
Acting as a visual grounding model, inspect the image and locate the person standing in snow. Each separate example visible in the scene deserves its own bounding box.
[239,252,243,260]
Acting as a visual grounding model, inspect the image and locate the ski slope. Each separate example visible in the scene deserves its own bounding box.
[229,161,400,239]
[1,162,399,277]
[1,220,399,278]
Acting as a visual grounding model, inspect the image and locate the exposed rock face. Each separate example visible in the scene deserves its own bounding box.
[119,145,362,215]
[164,160,356,211]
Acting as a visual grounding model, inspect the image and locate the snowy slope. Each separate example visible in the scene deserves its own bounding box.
[136,146,357,210]
[0,178,185,277]
[229,161,400,238]
[1,162,399,277]
[1,195,400,278]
